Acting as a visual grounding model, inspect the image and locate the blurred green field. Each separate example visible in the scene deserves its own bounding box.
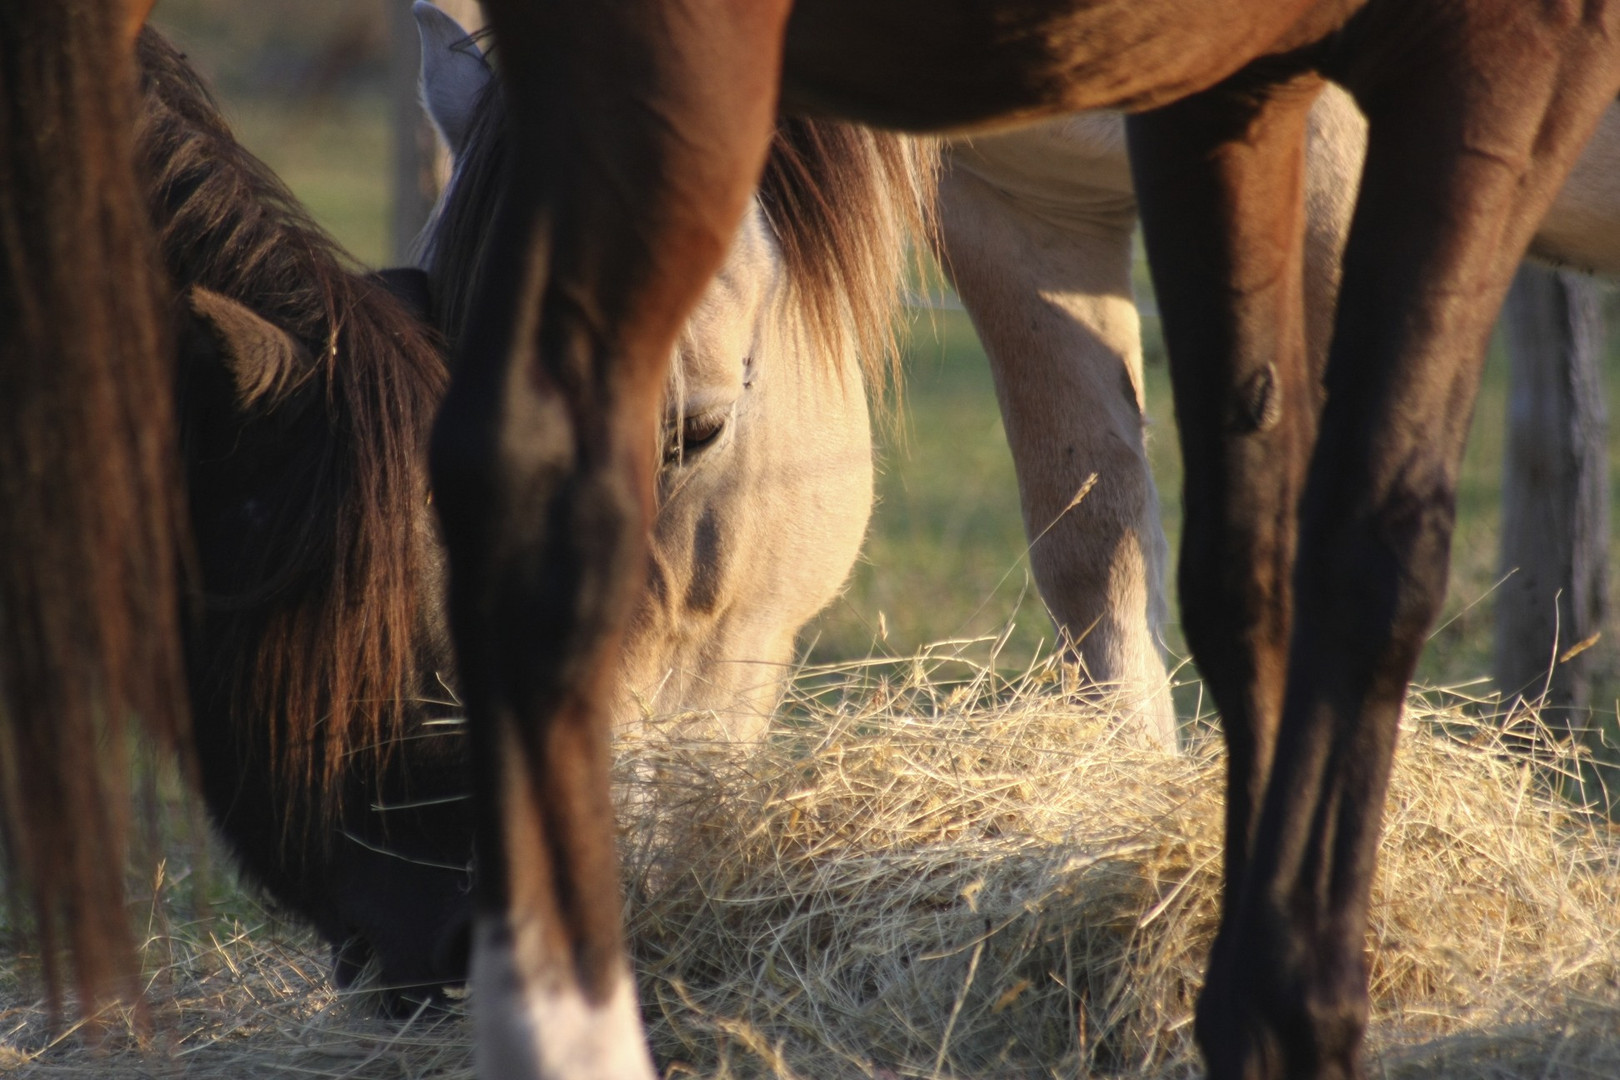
[146,11,1620,733]
[153,2,396,265]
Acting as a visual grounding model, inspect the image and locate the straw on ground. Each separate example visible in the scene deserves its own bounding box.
[4,651,1619,1078]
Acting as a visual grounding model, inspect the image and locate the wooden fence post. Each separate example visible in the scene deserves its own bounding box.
[1496,263,1608,738]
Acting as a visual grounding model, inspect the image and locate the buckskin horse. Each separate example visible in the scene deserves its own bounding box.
[4,4,1619,1080]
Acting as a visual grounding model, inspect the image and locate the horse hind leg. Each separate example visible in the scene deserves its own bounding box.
[937,153,1176,749]
[427,1,790,1077]
[1195,9,1620,1078]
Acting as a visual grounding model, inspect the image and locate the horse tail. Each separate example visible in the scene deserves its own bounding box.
[0,6,188,1014]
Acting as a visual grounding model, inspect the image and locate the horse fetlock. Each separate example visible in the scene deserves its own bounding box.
[472,916,655,1080]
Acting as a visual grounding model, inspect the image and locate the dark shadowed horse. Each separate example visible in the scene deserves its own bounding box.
[82,19,925,1014]
[3,3,1619,1080]
[135,29,471,1006]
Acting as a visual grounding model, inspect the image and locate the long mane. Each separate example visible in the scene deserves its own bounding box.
[421,73,938,395]
[135,31,447,815]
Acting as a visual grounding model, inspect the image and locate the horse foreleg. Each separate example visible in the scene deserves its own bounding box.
[1129,68,1322,928]
[426,2,789,1077]
[1197,9,1620,1078]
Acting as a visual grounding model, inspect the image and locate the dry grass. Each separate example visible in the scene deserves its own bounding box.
[5,652,1620,1078]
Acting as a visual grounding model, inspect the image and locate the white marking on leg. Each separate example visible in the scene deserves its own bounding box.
[472,916,656,1080]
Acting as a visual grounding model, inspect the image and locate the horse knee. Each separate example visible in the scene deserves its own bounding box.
[1298,475,1457,668]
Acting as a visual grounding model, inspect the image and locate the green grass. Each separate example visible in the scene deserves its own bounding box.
[223,95,394,268]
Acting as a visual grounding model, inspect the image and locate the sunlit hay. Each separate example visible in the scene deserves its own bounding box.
[616,656,1620,1079]
[5,658,1620,1078]
[0,880,474,1078]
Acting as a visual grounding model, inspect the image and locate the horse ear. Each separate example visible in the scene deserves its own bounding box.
[370,266,435,324]
[186,287,313,407]
[415,1,490,158]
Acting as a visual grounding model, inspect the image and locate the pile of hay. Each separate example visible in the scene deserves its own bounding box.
[618,656,1620,1079]
[5,656,1620,1078]
[0,906,473,1079]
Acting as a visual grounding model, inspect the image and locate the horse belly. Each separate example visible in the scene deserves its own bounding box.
[783,0,1367,128]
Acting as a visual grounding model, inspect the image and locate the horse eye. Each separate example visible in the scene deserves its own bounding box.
[663,408,728,465]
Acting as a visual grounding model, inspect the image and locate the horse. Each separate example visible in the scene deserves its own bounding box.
[22,17,925,1013]
[4,4,1618,1080]
[423,5,1620,1080]
[935,85,1620,749]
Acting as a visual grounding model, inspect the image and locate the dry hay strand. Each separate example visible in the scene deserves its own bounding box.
[617,655,1620,1079]
[0,900,474,1079]
[4,654,1620,1078]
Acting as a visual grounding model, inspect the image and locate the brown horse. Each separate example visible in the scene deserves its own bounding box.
[434,4,1620,1080]
[3,3,1619,1080]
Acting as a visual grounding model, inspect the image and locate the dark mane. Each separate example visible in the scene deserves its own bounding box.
[421,73,937,393]
[135,30,448,816]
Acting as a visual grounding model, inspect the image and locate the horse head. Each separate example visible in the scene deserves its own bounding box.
[415,2,883,741]
[176,281,474,1010]
[136,28,474,1010]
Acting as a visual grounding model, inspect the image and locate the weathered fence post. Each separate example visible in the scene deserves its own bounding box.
[387,0,484,263]
[1496,263,1608,738]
